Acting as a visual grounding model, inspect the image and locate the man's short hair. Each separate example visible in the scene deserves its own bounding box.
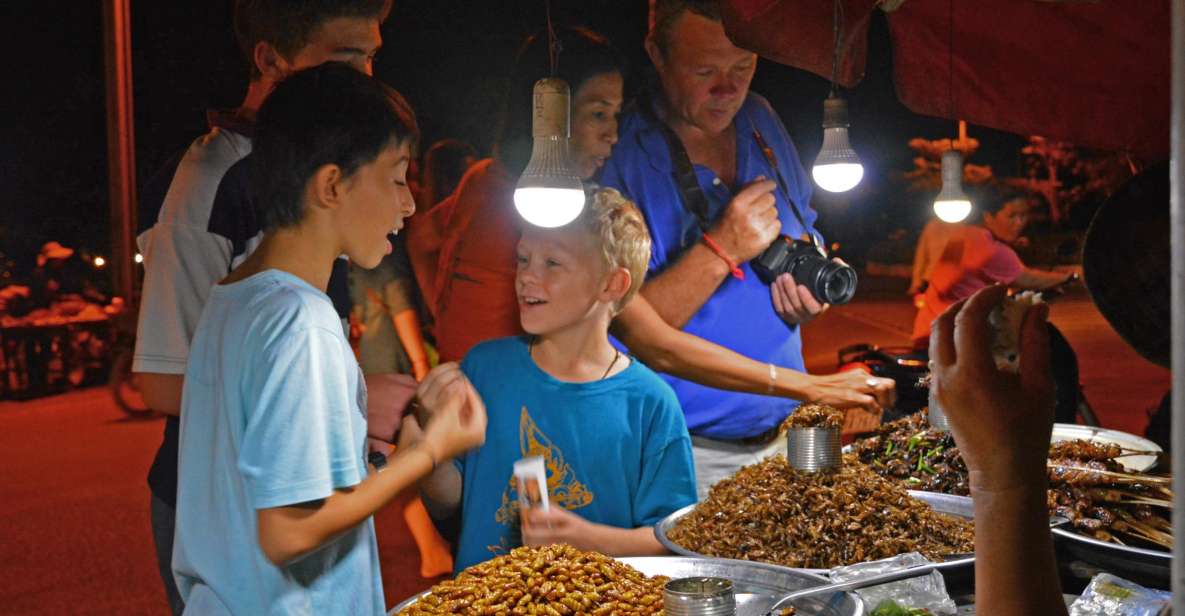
[651,0,722,56]
[252,62,418,231]
[576,188,652,313]
[233,0,391,80]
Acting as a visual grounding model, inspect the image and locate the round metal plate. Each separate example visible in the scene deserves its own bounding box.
[1050,423,1162,472]
[654,491,976,575]
[390,555,864,615]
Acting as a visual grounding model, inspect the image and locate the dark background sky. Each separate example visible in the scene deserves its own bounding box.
[1,0,1029,272]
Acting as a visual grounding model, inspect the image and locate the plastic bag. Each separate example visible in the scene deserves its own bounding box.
[828,552,956,615]
[1069,573,1170,616]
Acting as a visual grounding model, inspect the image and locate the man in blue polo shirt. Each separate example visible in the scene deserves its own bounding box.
[601,0,894,498]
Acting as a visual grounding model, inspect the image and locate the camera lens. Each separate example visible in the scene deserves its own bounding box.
[818,262,858,304]
[793,258,858,305]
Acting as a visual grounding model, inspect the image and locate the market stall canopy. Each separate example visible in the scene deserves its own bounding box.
[719,0,1171,157]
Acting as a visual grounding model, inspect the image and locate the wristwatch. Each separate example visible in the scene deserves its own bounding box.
[368,451,388,472]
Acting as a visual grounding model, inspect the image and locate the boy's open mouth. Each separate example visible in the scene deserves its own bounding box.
[520,296,547,306]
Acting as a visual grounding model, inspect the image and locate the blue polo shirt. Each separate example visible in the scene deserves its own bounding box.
[600,93,818,440]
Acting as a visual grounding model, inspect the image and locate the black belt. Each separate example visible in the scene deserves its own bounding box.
[731,425,783,446]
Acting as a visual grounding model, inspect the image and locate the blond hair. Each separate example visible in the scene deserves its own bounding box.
[575,187,652,313]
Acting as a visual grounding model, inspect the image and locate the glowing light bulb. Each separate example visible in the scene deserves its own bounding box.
[93,256,106,268]
[134,253,143,264]
[513,78,584,227]
[932,150,972,223]
[811,96,864,193]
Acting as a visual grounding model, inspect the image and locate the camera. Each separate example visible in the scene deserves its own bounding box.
[752,236,858,305]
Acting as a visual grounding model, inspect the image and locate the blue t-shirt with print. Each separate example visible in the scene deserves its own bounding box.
[600,93,819,440]
[173,270,383,615]
[454,336,697,572]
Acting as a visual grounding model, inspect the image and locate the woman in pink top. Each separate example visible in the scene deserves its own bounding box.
[912,184,1075,346]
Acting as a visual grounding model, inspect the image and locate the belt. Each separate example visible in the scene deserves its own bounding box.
[732,425,783,446]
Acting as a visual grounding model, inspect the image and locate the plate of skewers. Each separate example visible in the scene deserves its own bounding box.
[848,413,1171,580]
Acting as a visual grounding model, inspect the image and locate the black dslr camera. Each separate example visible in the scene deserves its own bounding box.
[752,236,858,305]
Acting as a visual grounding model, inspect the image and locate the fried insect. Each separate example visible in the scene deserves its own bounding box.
[398,544,667,615]
[1049,440,1123,461]
[781,403,846,430]
[850,413,969,495]
[667,454,974,569]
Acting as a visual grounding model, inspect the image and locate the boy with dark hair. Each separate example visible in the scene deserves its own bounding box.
[172,63,487,615]
[133,2,388,612]
[410,188,697,571]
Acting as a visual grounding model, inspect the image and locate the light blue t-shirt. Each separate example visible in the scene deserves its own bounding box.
[173,270,383,616]
[600,93,818,440]
[453,336,697,572]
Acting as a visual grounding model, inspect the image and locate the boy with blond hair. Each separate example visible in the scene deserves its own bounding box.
[408,188,697,571]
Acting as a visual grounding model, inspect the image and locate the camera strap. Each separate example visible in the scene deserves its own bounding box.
[653,111,745,280]
[747,117,822,251]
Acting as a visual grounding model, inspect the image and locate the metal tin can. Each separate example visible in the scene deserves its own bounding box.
[786,426,842,472]
[663,577,737,616]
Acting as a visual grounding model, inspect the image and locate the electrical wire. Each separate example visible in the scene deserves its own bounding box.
[545,0,560,76]
[830,0,846,96]
[948,0,956,134]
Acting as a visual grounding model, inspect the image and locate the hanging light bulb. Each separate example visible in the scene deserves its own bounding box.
[513,78,584,228]
[933,149,973,222]
[811,95,864,193]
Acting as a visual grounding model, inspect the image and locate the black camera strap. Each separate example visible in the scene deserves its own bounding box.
[654,119,713,233]
[652,101,822,263]
[747,117,822,251]
[645,100,745,279]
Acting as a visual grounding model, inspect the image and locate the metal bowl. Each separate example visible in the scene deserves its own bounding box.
[655,490,976,576]
[390,555,864,615]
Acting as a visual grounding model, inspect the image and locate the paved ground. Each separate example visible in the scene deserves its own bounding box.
[803,276,1171,436]
[0,276,1170,614]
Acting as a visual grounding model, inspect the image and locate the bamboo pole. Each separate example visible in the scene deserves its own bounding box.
[102,0,137,306]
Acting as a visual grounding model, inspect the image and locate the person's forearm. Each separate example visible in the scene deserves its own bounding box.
[137,373,184,416]
[1015,268,1071,290]
[579,524,667,557]
[256,444,436,566]
[969,475,1067,616]
[613,299,814,400]
[392,308,430,379]
[418,463,463,521]
[640,243,731,328]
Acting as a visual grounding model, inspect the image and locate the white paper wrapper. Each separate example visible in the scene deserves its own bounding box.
[513,456,550,513]
[989,291,1042,373]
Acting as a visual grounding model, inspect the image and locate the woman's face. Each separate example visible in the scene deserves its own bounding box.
[568,71,624,180]
[983,199,1030,243]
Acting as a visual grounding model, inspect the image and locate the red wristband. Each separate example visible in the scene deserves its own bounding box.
[701,233,745,281]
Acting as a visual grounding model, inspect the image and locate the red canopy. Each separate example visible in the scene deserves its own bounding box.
[720,0,1171,158]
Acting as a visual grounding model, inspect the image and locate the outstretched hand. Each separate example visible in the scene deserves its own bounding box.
[929,285,1054,491]
[806,369,895,413]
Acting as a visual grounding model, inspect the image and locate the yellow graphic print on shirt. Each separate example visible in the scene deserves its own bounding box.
[489,406,594,556]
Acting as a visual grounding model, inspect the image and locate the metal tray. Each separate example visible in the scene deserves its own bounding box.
[655,490,977,575]
[390,555,864,615]
[1051,526,1171,582]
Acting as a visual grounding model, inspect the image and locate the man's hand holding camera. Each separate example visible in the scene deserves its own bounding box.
[706,178,779,263]
[771,274,828,327]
